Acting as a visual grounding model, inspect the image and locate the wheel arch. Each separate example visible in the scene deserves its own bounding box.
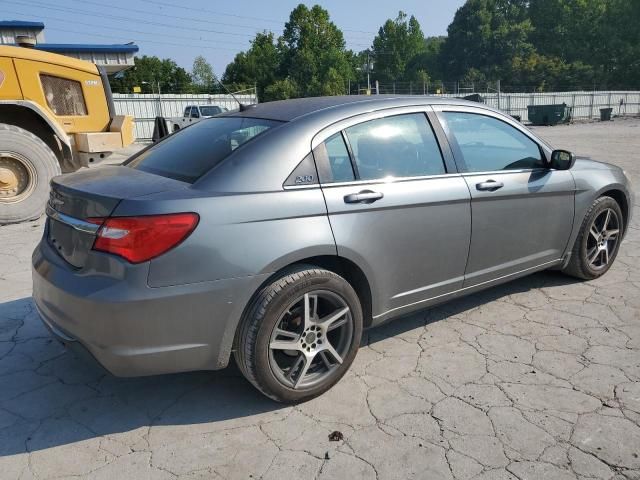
[600,188,629,233]
[290,255,373,328]
[237,253,374,339]
[0,101,73,170]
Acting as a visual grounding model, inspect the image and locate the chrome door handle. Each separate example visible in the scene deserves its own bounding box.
[476,180,504,191]
[344,190,384,204]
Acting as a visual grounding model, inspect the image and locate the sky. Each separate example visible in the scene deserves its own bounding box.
[2,0,466,74]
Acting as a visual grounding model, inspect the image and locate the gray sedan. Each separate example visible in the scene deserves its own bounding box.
[32,96,634,402]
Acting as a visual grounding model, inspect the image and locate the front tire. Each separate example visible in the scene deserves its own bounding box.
[0,123,61,224]
[563,196,624,280]
[235,266,363,403]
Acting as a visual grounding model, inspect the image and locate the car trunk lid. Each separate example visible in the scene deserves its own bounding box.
[46,166,188,268]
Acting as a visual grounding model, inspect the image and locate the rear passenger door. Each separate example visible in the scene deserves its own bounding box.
[314,108,472,322]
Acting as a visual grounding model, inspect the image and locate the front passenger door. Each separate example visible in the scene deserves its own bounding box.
[436,107,575,287]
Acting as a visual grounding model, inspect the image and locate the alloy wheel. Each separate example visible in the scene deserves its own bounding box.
[268,290,353,389]
[586,208,620,269]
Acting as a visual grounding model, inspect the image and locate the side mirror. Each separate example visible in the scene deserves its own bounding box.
[550,149,576,170]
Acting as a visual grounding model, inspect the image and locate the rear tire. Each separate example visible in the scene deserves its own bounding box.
[563,196,623,280]
[234,266,363,403]
[0,123,61,224]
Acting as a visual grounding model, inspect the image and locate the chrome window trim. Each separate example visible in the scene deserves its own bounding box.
[318,172,463,189]
[45,204,100,235]
[311,105,453,186]
[311,105,433,150]
[431,103,554,157]
[283,183,321,191]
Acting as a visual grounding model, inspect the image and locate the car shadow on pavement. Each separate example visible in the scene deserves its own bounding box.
[0,297,284,456]
[0,270,580,455]
[363,269,581,347]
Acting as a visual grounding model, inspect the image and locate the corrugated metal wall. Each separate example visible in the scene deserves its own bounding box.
[113,92,258,141]
[114,90,639,142]
[437,91,640,122]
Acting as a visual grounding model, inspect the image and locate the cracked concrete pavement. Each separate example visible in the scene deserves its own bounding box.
[1,119,639,479]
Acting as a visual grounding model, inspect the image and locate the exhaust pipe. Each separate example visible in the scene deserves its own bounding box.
[16,36,36,48]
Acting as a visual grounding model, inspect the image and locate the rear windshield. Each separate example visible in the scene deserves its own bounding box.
[126,117,282,183]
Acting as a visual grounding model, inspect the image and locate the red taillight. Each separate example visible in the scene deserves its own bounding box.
[88,213,199,264]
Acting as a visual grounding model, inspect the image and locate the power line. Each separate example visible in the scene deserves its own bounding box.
[6,0,374,47]
[41,26,243,52]
[140,0,285,25]
[137,0,378,36]
[6,0,253,38]
[2,8,253,48]
[2,7,380,55]
[62,0,273,33]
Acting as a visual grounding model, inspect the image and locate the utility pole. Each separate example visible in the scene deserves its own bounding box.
[156,78,162,116]
[366,50,372,94]
[356,51,373,95]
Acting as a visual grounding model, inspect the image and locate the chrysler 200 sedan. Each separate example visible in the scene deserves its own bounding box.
[33,96,634,402]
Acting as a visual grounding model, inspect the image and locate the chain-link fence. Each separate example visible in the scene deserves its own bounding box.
[113,88,258,141]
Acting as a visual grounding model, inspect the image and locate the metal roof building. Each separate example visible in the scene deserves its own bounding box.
[0,20,138,74]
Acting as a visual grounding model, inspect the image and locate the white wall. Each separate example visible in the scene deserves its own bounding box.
[113,92,258,141]
[436,91,640,122]
[114,90,639,142]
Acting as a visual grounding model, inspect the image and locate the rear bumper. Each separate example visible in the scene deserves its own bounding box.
[32,238,268,377]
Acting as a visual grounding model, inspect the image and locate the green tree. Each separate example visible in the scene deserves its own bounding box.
[406,36,446,83]
[529,0,607,64]
[263,78,299,101]
[109,55,193,94]
[441,0,534,80]
[191,55,215,93]
[372,12,426,82]
[222,32,281,100]
[279,4,352,97]
[602,0,640,88]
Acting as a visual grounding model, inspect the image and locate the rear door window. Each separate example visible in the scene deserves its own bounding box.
[317,133,355,183]
[126,117,282,183]
[343,113,446,180]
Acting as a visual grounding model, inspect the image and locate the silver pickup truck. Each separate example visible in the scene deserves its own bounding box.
[170,105,228,132]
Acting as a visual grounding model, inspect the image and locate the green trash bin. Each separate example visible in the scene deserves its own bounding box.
[527,104,572,126]
[600,108,613,121]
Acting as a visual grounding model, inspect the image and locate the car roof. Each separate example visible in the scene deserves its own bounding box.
[226,95,481,122]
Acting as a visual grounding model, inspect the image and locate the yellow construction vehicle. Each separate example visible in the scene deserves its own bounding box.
[0,45,134,224]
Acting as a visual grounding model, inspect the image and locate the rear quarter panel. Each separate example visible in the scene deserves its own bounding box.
[113,187,336,287]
